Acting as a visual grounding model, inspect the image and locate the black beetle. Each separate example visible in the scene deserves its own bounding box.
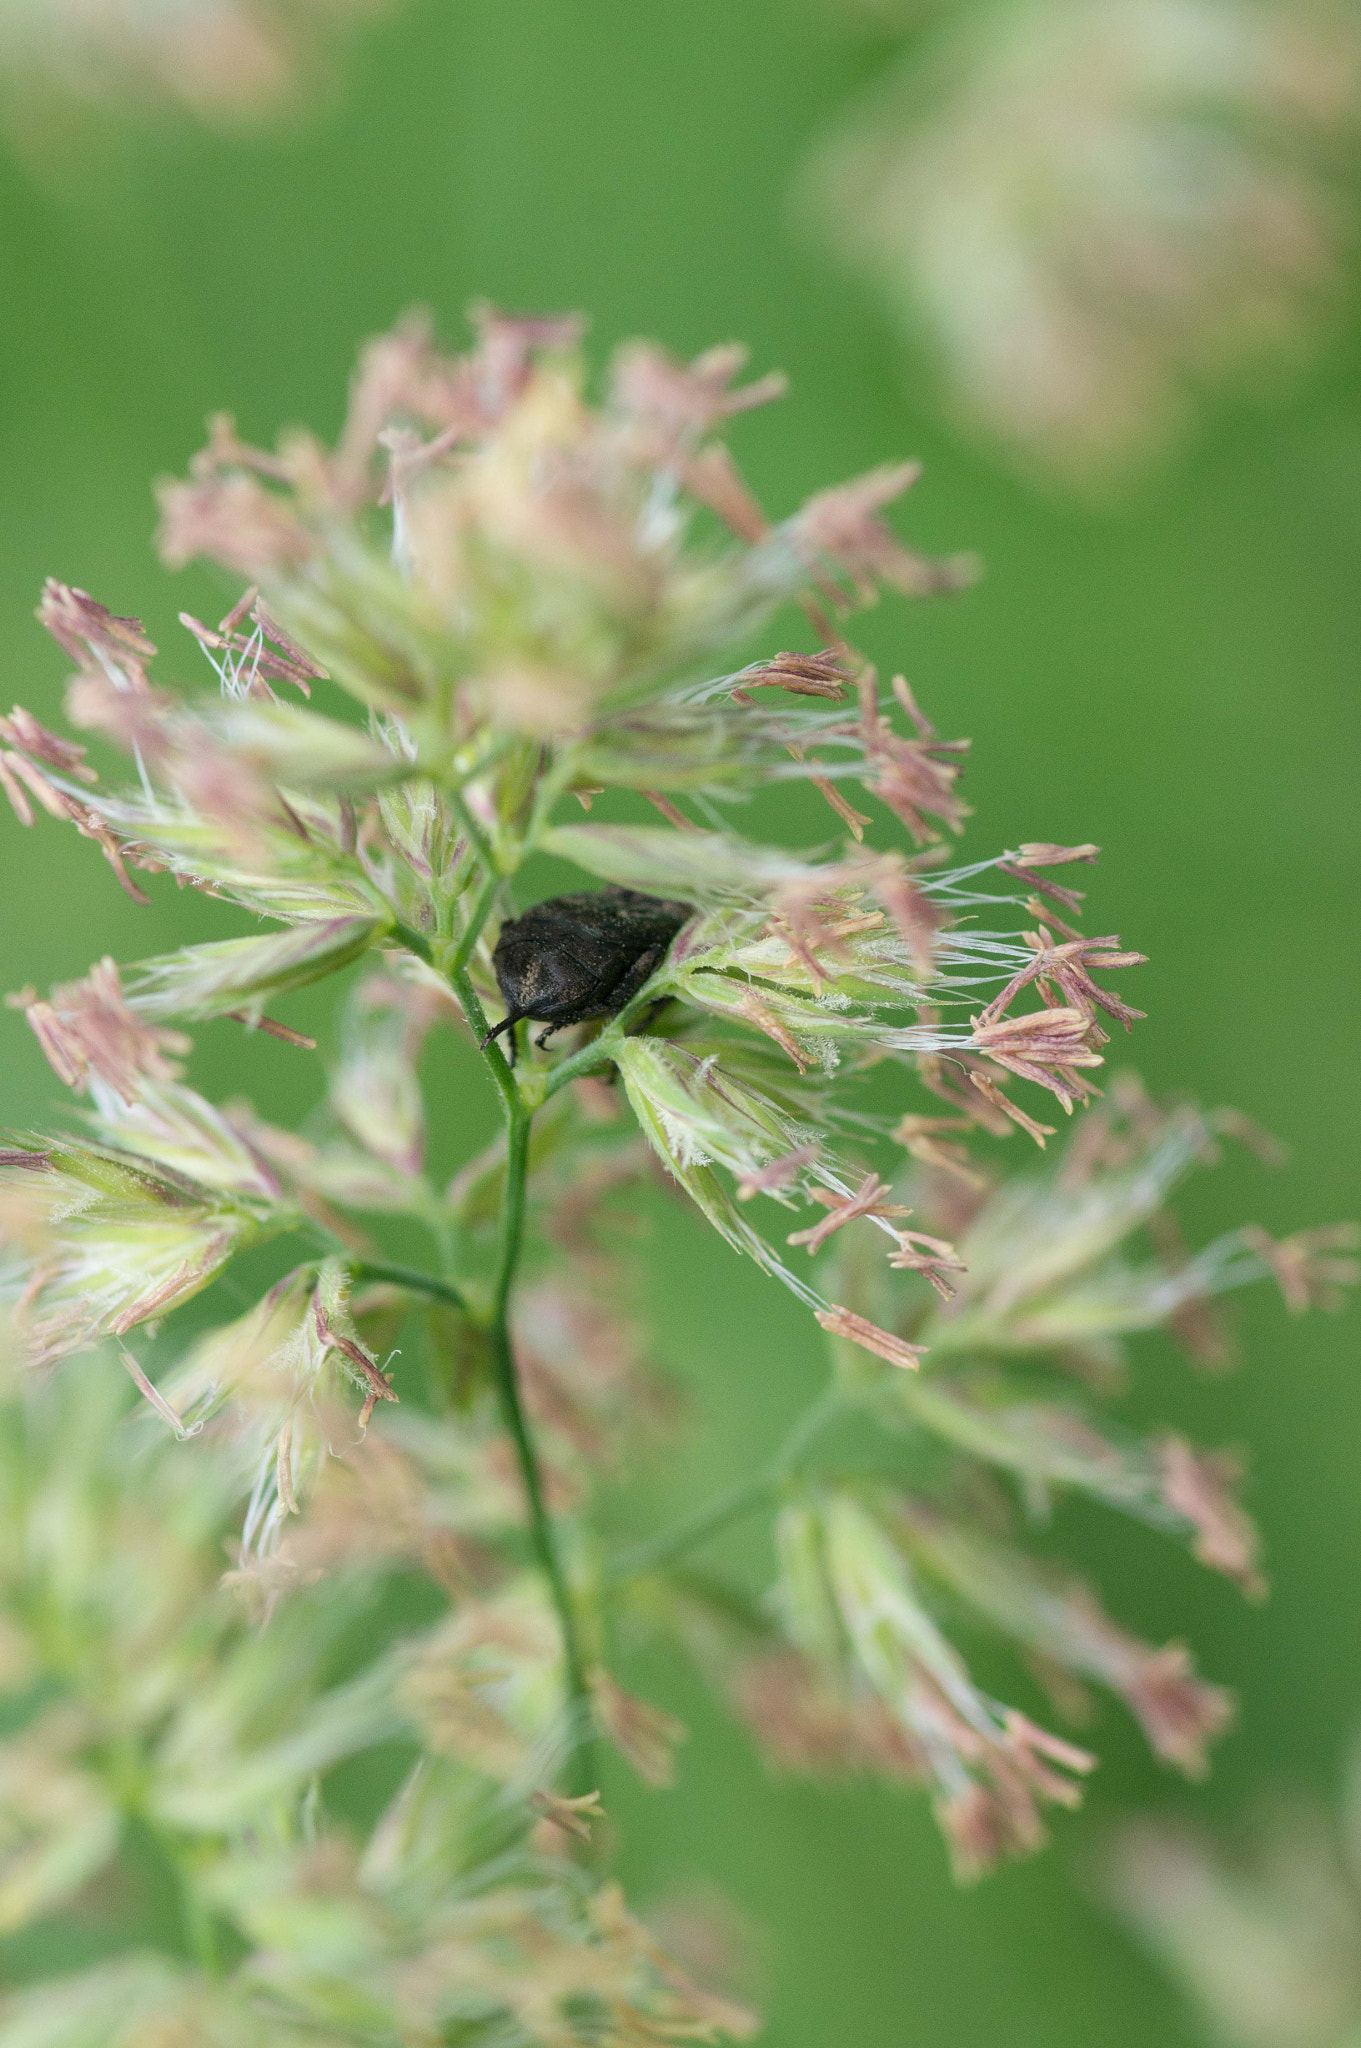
[480,885,693,1063]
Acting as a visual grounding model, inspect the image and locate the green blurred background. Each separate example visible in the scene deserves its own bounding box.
[0,1,1357,2040]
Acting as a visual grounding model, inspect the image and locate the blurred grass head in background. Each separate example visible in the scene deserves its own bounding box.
[1106,1756,1361,2048]
[801,0,1361,489]
[0,0,393,144]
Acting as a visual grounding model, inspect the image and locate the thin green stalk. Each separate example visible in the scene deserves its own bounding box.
[447,960,521,1123]
[395,894,519,1119]
[418,881,598,1797]
[486,1112,597,1799]
[538,1023,625,1100]
[607,1382,852,1585]
[538,982,672,1101]
[399,804,630,1798]
[606,1469,778,1587]
[391,918,436,967]
[449,866,503,975]
[351,1260,472,1317]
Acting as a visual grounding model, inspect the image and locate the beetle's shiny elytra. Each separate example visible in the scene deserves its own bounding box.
[481,885,692,1063]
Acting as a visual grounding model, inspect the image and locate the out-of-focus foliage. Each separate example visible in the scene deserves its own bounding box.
[0,1348,758,2046]
[0,0,393,142]
[801,0,1361,488]
[1106,1754,1361,2048]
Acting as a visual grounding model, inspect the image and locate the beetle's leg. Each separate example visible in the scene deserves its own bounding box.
[605,943,666,1014]
[533,1022,563,1051]
[479,1012,523,1068]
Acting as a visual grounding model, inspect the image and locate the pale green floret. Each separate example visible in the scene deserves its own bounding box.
[123,918,385,1026]
[0,1120,282,1368]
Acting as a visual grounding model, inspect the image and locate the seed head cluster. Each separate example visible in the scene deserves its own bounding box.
[0,308,1351,2032]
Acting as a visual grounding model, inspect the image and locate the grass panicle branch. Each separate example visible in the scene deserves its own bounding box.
[0,305,1350,2036]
